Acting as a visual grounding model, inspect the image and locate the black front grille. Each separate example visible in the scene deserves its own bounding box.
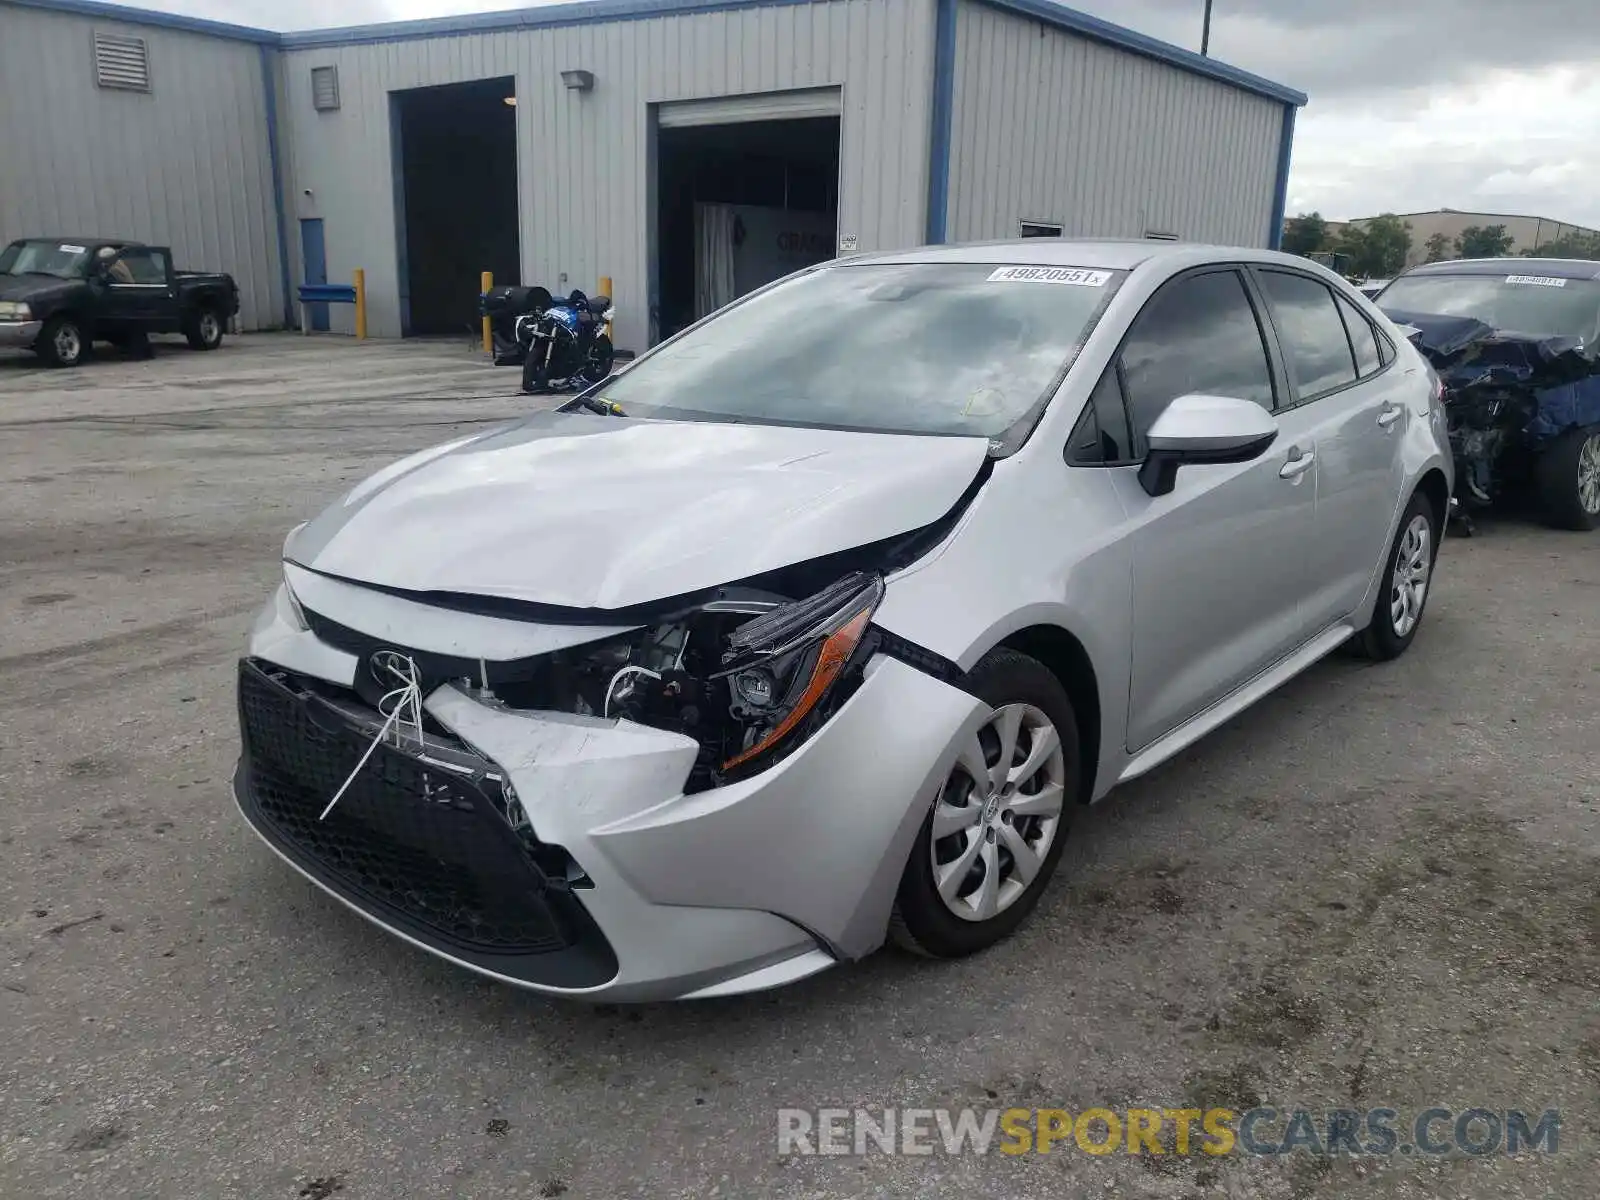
[236,659,577,957]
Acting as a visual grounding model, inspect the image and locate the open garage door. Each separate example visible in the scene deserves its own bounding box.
[657,86,842,128]
[393,77,519,337]
[653,88,841,344]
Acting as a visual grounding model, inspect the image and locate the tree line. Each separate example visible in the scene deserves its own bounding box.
[1280,213,1600,279]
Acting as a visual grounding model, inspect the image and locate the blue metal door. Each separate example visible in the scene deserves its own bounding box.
[300,218,329,332]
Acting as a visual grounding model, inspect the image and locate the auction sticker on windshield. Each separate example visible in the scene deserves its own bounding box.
[1505,275,1567,288]
[59,244,86,253]
[987,266,1111,286]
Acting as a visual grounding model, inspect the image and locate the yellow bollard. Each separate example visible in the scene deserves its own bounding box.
[352,268,367,340]
[481,271,494,354]
[598,275,613,340]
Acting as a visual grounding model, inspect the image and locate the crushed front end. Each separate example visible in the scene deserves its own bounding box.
[1388,309,1600,521]
[231,552,988,1001]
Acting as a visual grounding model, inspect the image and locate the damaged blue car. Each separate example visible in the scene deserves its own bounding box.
[1376,258,1600,531]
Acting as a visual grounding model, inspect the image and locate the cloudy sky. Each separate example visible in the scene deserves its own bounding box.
[143,0,1600,228]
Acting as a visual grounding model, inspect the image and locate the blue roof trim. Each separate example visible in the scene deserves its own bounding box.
[1269,104,1295,249]
[3,0,277,43]
[925,0,957,245]
[973,0,1306,107]
[7,0,1307,108]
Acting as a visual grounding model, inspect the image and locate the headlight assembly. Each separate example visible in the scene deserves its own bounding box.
[478,572,886,789]
[713,571,884,773]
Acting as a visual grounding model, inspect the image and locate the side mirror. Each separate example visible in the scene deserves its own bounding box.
[1138,394,1278,497]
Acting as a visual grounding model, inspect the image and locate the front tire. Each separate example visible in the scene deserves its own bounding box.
[37,315,86,368]
[185,308,225,351]
[521,343,549,393]
[1534,429,1600,531]
[582,334,615,384]
[890,649,1079,959]
[1355,491,1439,661]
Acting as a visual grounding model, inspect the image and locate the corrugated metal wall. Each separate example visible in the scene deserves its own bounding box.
[0,5,286,329]
[947,0,1283,248]
[278,0,936,345]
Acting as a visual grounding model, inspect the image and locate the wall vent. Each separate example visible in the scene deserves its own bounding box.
[311,66,341,111]
[93,32,150,93]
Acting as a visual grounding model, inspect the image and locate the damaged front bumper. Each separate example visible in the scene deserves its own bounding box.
[232,585,986,1001]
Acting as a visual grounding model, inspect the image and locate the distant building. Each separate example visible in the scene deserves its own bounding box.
[1344,209,1600,268]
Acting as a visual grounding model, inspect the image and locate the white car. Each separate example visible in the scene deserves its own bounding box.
[235,241,1453,1001]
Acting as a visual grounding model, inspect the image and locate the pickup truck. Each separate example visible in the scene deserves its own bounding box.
[0,237,240,367]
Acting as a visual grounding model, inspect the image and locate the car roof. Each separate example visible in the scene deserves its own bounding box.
[1402,257,1600,282]
[8,237,142,250]
[847,238,1317,274]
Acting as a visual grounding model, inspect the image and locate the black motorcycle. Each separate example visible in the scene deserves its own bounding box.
[519,290,615,394]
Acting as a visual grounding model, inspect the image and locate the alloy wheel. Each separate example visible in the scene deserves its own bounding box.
[1578,433,1600,516]
[200,312,220,344]
[1389,513,1433,638]
[54,323,81,364]
[930,703,1066,922]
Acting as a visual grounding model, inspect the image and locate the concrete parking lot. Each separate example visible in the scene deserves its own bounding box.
[2,335,1596,1200]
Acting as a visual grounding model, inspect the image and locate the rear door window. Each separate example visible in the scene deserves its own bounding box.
[1257,270,1359,400]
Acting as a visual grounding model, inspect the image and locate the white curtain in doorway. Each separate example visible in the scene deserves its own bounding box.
[695,202,739,319]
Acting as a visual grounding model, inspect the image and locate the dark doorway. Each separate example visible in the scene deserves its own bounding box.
[655,116,839,343]
[393,77,519,337]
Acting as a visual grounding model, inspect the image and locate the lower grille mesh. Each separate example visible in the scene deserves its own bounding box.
[237,660,569,955]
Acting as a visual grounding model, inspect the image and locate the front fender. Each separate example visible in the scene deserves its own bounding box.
[873,461,1133,802]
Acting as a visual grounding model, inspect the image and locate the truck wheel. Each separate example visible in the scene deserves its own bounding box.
[1534,429,1600,531]
[37,315,86,368]
[186,308,225,350]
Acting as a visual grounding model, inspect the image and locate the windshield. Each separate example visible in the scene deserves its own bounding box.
[594,262,1123,443]
[0,240,94,280]
[1378,272,1600,341]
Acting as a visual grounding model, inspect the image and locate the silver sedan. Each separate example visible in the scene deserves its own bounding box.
[233,240,1452,1000]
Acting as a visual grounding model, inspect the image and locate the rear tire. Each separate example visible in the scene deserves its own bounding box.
[1534,429,1600,531]
[1354,490,1439,661]
[37,315,86,368]
[185,308,224,351]
[889,649,1079,959]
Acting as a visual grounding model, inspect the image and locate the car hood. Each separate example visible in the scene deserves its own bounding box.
[0,274,77,304]
[286,411,991,611]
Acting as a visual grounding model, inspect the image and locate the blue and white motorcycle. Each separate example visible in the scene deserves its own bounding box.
[518,289,615,394]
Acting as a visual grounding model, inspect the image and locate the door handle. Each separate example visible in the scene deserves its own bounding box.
[1279,447,1315,479]
[1377,404,1403,429]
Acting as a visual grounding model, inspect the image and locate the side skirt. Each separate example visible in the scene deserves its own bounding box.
[1115,622,1356,786]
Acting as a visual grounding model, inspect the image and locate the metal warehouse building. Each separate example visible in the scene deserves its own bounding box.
[1,0,1305,350]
